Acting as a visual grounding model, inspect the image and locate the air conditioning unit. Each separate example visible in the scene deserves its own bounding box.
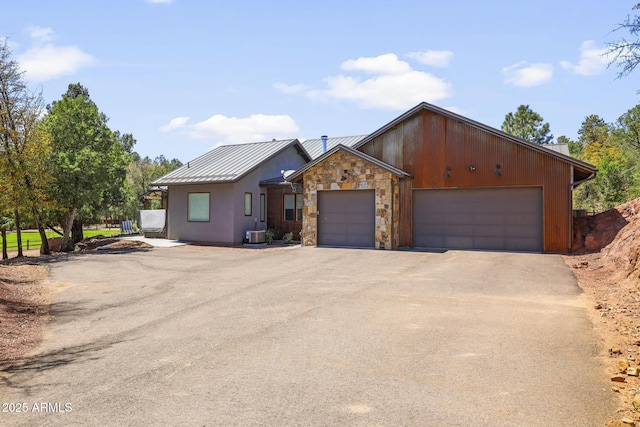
[246,230,266,244]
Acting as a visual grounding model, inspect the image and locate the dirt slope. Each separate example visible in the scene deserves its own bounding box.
[568,198,640,426]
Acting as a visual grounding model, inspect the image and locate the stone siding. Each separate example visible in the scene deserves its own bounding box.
[301,149,401,249]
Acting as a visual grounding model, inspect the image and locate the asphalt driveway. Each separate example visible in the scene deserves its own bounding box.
[1,247,613,426]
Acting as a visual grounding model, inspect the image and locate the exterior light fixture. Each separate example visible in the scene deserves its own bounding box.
[494,164,502,177]
[443,166,451,178]
[467,165,476,172]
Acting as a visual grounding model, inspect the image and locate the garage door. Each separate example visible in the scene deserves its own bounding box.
[318,190,375,248]
[413,187,543,251]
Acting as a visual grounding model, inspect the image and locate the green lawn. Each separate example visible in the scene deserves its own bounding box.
[1,229,122,252]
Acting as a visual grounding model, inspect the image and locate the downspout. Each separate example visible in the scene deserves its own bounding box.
[321,135,328,153]
[567,165,574,254]
[165,187,170,238]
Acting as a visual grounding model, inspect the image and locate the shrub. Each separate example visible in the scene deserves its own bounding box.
[283,232,294,244]
[265,229,276,244]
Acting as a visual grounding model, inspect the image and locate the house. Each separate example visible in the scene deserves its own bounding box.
[151,139,311,244]
[255,135,369,240]
[287,102,596,253]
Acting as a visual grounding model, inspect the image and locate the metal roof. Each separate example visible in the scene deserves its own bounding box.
[151,139,310,185]
[259,176,288,185]
[543,143,570,156]
[353,102,597,174]
[301,135,368,159]
[287,144,412,182]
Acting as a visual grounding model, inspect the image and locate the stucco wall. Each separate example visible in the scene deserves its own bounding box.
[167,183,235,242]
[301,149,401,249]
[235,145,308,242]
[166,144,308,244]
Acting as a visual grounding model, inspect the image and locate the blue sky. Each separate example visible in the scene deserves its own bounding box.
[2,1,639,163]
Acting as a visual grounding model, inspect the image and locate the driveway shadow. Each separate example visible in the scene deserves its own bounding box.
[0,334,127,397]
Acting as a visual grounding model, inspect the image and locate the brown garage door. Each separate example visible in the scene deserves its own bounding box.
[318,190,375,248]
[413,187,543,251]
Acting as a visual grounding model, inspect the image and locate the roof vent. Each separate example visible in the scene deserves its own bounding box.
[321,135,328,153]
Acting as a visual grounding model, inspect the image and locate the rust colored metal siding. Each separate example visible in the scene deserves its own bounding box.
[359,110,573,253]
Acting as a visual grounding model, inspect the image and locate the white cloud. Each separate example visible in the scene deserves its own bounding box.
[159,116,190,133]
[17,27,95,81]
[502,61,553,87]
[560,40,609,76]
[27,26,54,43]
[272,82,310,94]
[341,53,412,75]
[275,53,453,110]
[407,50,454,68]
[321,71,452,109]
[178,114,299,144]
[19,46,95,81]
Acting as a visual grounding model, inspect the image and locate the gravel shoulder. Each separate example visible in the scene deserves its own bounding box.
[565,253,640,426]
[567,198,640,426]
[0,264,49,371]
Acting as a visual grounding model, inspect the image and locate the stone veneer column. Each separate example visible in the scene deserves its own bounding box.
[301,150,399,250]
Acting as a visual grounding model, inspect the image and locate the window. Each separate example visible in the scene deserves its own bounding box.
[284,194,303,221]
[260,193,266,222]
[244,192,252,216]
[188,193,210,222]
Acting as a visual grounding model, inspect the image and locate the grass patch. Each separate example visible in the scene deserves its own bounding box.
[1,229,122,251]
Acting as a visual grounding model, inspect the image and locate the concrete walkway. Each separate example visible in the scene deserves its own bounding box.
[117,235,190,248]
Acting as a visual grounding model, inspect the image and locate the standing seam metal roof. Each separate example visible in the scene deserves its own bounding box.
[151,139,306,185]
[301,135,368,159]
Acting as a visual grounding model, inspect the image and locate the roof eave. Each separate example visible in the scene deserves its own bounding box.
[150,138,311,186]
[287,143,412,182]
[151,178,236,186]
[219,139,309,183]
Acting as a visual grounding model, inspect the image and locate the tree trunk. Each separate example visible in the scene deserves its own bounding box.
[46,224,63,236]
[32,205,49,255]
[1,228,7,260]
[71,219,83,243]
[60,206,76,252]
[14,210,23,258]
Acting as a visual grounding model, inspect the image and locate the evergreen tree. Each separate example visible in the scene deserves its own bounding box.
[501,105,553,144]
[44,83,129,250]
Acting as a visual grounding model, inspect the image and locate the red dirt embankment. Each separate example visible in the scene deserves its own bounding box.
[573,198,640,282]
[568,198,640,426]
